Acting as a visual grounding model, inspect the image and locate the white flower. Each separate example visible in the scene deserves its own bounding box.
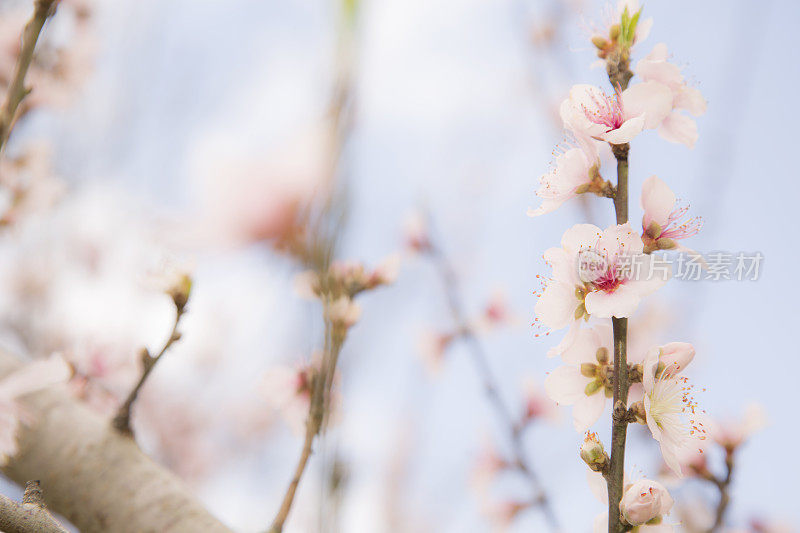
[544,325,612,431]
[642,347,703,476]
[527,134,606,217]
[560,83,673,145]
[634,43,707,148]
[535,224,669,335]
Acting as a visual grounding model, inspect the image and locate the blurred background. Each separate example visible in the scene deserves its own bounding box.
[0,0,797,531]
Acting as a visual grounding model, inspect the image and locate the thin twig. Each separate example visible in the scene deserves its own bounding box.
[0,0,58,155]
[426,236,560,531]
[112,304,186,436]
[704,450,735,532]
[0,480,69,533]
[268,305,347,533]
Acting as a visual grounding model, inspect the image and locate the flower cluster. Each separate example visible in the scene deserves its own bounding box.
[530,2,711,530]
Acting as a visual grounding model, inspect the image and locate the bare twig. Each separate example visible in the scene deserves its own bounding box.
[425,235,560,531]
[0,480,70,533]
[0,0,58,155]
[702,449,735,532]
[112,301,187,436]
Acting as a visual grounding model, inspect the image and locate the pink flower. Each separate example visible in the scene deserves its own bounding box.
[642,347,704,476]
[527,135,604,217]
[635,43,707,147]
[535,223,669,333]
[544,325,612,431]
[560,84,671,145]
[619,479,674,526]
[0,355,72,464]
[640,176,702,253]
[589,470,675,532]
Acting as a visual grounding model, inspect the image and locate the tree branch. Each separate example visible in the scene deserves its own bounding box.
[0,0,58,154]
[427,236,560,531]
[0,480,69,533]
[704,450,735,532]
[0,351,232,533]
[112,303,186,436]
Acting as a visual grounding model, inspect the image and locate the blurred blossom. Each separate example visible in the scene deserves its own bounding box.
[705,403,768,451]
[0,184,186,414]
[416,329,453,376]
[188,124,331,248]
[0,354,72,464]
[521,377,560,424]
[402,212,431,254]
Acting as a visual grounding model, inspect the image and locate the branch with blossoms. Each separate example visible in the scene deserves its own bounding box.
[412,217,560,530]
[530,1,709,531]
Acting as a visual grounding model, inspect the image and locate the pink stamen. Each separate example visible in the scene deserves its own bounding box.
[581,88,625,130]
[660,201,703,240]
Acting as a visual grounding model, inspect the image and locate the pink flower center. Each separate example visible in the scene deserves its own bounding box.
[582,88,625,130]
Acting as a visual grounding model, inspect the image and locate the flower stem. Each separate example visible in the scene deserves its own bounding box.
[606,144,631,531]
[428,236,560,532]
[605,44,633,531]
[112,305,185,437]
[0,0,58,155]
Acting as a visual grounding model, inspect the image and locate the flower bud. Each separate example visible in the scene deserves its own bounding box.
[596,347,609,364]
[580,432,608,471]
[167,273,192,312]
[619,479,673,526]
[609,24,621,40]
[659,342,695,376]
[591,36,609,50]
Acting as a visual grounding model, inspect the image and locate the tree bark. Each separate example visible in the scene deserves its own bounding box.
[0,352,232,533]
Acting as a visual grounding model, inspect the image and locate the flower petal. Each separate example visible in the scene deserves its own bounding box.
[658,112,698,148]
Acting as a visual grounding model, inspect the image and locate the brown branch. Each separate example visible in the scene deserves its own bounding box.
[0,480,70,533]
[426,236,560,532]
[703,450,735,532]
[0,352,232,533]
[112,303,186,436]
[268,319,346,533]
[0,0,58,155]
[606,76,632,533]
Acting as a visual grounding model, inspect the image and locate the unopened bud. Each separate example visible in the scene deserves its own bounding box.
[620,479,673,526]
[609,24,621,41]
[591,36,609,50]
[596,347,609,364]
[580,432,608,471]
[659,342,695,376]
[168,273,192,312]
